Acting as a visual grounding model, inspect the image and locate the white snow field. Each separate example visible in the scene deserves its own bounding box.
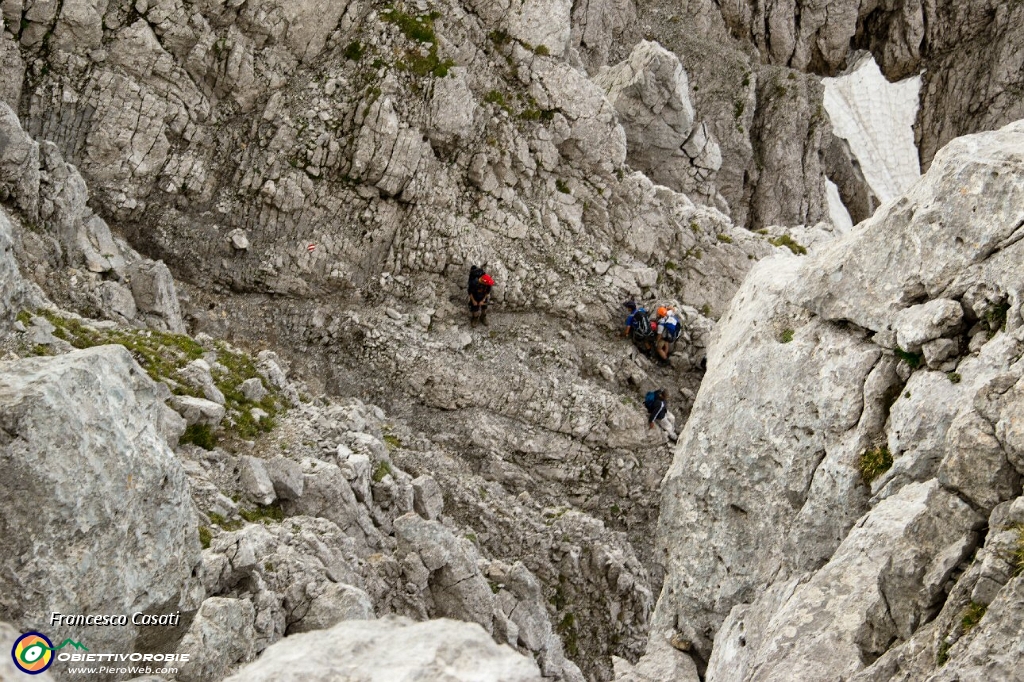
[823,53,922,208]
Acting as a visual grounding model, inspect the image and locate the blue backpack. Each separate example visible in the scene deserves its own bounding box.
[644,391,659,411]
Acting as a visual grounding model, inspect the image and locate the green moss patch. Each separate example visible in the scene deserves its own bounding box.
[961,602,987,634]
[372,460,393,482]
[32,311,285,443]
[769,234,808,255]
[208,512,243,532]
[895,347,923,370]
[239,503,285,524]
[198,526,212,549]
[181,424,217,450]
[1012,524,1024,576]
[858,446,893,484]
[382,8,454,77]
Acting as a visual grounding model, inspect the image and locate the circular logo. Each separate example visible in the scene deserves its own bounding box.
[11,632,54,675]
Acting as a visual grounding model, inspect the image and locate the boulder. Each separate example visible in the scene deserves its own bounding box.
[795,122,1024,334]
[170,395,226,427]
[128,259,185,333]
[289,583,374,633]
[394,513,495,633]
[893,299,964,352]
[221,616,541,682]
[282,458,381,553]
[94,281,138,322]
[411,475,444,520]
[266,455,304,501]
[0,346,203,657]
[179,359,226,405]
[705,480,982,681]
[175,597,255,682]
[239,456,276,506]
[240,377,267,403]
[0,207,29,329]
[0,101,40,217]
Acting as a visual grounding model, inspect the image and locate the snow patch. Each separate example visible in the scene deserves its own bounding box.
[823,53,921,206]
[825,179,853,233]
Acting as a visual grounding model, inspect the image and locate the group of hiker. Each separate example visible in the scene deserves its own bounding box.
[463,265,678,442]
[622,301,681,361]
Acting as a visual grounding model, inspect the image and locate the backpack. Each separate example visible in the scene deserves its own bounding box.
[632,310,655,339]
[644,391,659,411]
[663,320,681,342]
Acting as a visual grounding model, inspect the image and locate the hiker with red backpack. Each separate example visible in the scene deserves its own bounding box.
[468,265,494,326]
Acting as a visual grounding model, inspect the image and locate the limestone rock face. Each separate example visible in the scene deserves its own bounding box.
[222,616,542,682]
[640,121,1024,680]
[0,101,40,218]
[0,208,29,330]
[596,41,725,211]
[0,346,203,659]
[706,481,981,682]
[746,67,832,229]
[395,513,497,632]
[128,259,186,333]
[796,121,1024,335]
[571,0,635,71]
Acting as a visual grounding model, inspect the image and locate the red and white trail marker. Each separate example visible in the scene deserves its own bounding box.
[307,243,317,253]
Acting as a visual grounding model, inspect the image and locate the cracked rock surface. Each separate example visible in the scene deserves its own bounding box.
[634,121,1024,681]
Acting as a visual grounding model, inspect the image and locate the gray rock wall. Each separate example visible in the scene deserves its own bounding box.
[0,346,203,669]
[640,121,1024,680]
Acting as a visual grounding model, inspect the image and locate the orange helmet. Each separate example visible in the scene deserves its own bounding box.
[657,307,668,317]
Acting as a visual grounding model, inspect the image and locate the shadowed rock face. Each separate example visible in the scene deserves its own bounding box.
[637,121,1024,681]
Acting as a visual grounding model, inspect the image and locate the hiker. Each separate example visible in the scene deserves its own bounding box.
[644,388,678,442]
[654,306,681,361]
[468,265,494,326]
[623,301,656,355]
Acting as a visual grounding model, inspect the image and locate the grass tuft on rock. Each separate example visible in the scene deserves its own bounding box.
[895,347,923,369]
[858,446,893,484]
[372,460,393,482]
[769,234,807,255]
[208,512,243,532]
[181,424,217,450]
[1012,524,1024,575]
[961,602,987,633]
[32,311,285,443]
[983,300,1010,332]
[779,328,795,343]
[382,8,454,77]
[239,503,285,524]
[198,526,212,549]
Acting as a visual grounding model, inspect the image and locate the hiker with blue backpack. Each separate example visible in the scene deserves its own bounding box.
[654,306,681,361]
[623,301,656,355]
[644,388,678,441]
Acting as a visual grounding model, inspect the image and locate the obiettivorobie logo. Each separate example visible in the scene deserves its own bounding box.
[11,631,87,675]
